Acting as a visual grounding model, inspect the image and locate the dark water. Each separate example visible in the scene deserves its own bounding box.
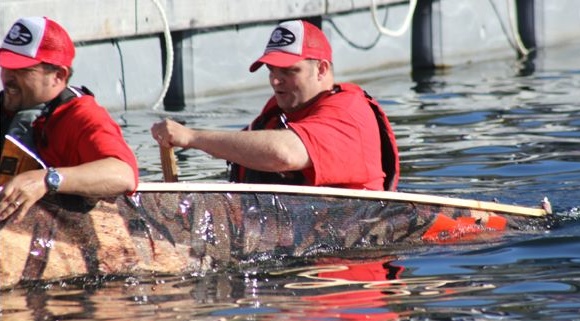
[2,43,580,320]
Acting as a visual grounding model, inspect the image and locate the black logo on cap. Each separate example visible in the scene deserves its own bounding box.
[4,23,33,46]
[266,27,295,48]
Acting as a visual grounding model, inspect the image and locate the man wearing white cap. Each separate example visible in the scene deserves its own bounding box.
[152,19,399,191]
[0,17,139,222]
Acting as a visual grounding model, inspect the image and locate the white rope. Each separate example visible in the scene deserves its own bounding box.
[151,0,174,110]
[370,0,418,37]
[506,0,530,57]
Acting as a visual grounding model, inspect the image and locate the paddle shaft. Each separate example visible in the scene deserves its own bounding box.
[159,146,178,182]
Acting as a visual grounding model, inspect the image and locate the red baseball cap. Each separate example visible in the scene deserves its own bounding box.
[0,16,75,69]
[249,20,332,72]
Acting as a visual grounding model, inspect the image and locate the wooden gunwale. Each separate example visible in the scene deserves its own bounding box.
[136,182,550,217]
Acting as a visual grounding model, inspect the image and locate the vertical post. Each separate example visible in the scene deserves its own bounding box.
[411,0,438,93]
[281,16,322,29]
[515,0,536,59]
[411,0,434,70]
[160,31,186,111]
[304,16,323,29]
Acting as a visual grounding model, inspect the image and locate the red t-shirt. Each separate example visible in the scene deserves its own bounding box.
[33,95,139,187]
[283,83,386,190]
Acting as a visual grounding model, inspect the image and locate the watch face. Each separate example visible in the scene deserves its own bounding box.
[46,169,62,191]
[48,172,61,186]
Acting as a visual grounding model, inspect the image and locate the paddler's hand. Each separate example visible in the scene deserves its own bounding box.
[0,169,48,223]
[151,118,194,148]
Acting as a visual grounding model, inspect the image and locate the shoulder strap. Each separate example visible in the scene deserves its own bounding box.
[36,86,93,147]
[40,86,92,121]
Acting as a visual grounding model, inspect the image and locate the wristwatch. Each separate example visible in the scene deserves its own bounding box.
[45,167,63,193]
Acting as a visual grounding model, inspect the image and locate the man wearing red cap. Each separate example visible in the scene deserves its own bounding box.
[152,20,399,190]
[0,17,139,222]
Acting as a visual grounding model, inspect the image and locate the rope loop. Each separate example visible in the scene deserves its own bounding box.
[370,0,418,37]
[151,0,174,110]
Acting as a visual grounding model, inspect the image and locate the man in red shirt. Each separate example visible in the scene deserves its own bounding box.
[0,17,139,222]
[151,19,399,190]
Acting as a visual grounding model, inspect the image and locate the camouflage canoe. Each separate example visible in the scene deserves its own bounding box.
[0,183,552,289]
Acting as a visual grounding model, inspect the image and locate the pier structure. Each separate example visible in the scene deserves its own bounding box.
[1,0,577,111]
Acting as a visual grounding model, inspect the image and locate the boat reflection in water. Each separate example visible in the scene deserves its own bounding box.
[3,253,552,320]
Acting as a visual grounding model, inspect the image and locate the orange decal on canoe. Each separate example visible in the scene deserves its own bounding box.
[422,213,508,243]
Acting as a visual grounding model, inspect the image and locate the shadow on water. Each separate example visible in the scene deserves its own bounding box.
[2,43,580,320]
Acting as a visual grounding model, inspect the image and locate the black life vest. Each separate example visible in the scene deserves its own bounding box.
[363,89,399,191]
[0,106,42,154]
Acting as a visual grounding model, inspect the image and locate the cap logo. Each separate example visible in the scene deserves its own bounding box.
[263,23,304,57]
[4,23,33,46]
[267,27,296,48]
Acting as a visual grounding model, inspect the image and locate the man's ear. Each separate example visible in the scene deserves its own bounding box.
[317,59,331,80]
[55,66,71,83]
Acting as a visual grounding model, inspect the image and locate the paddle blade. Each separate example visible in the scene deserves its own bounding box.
[159,146,178,182]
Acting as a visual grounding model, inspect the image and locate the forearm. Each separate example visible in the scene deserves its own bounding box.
[151,119,311,172]
[56,157,137,197]
[0,157,136,222]
[190,129,311,172]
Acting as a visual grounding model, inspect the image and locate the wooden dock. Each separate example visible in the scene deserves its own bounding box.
[0,0,405,42]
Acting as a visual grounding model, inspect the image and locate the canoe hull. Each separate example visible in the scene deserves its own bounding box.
[0,184,550,289]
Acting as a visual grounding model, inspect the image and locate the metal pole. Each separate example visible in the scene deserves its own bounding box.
[411,0,434,70]
[515,0,536,59]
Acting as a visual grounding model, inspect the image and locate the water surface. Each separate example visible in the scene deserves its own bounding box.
[1,43,580,320]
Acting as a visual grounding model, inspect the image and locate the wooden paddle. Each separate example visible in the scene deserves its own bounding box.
[159,145,178,182]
